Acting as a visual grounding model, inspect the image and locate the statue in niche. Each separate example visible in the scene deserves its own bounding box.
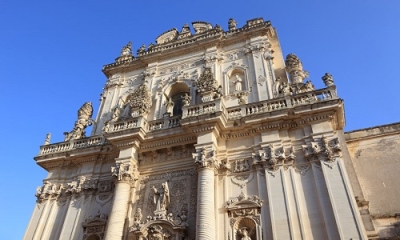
[152,182,170,211]
[121,103,131,118]
[64,102,93,141]
[164,95,174,114]
[239,228,252,240]
[233,74,243,91]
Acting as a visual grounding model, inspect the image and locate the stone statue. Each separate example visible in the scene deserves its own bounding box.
[152,182,170,211]
[120,41,132,56]
[164,95,174,114]
[234,74,243,91]
[64,102,93,141]
[181,93,191,106]
[44,133,51,145]
[228,18,237,31]
[121,103,131,118]
[102,121,110,133]
[239,229,252,240]
[134,208,143,223]
[304,80,315,92]
[111,106,121,122]
[322,72,335,86]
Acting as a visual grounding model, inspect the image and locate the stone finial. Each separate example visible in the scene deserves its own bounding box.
[322,72,335,86]
[137,44,146,55]
[285,54,308,84]
[44,133,51,145]
[228,18,237,31]
[120,42,132,57]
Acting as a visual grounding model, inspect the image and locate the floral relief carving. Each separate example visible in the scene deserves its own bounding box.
[125,81,152,116]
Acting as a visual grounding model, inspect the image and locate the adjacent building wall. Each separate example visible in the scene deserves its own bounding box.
[345,122,400,238]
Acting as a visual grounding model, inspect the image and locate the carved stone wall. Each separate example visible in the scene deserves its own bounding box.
[135,169,197,239]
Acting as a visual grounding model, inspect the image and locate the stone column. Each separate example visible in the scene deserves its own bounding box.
[104,174,132,240]
[104,146,139,240]
[193,147,217,240]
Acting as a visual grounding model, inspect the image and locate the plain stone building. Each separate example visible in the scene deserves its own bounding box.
[25,18,400,240]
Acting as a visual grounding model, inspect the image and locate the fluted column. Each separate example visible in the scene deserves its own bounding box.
[104,146,139,240]
[193,147,217,240]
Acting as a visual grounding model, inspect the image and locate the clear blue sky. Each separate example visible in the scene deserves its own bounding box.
[1,1,399,239]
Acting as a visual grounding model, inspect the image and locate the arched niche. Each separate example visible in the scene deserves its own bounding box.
[223,65,249,95]
[226,193,263,240]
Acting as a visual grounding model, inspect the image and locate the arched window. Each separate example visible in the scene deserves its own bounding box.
[166,82,190,117]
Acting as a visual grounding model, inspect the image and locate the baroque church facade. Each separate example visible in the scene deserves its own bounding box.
[25,18,400,240]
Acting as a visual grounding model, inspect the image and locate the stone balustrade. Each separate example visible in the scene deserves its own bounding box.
[182,99,222,118]
[38,136,106,156]
[110,118,146,132]
[147,115,181,131]
[38,88,336,156]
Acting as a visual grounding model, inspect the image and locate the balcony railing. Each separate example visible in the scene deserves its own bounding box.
[226,87,337,120]
[38,136,106,156]
[182,99,223,118]
[147,115,181,132]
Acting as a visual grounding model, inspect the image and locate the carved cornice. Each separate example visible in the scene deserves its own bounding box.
[102,19,273,77]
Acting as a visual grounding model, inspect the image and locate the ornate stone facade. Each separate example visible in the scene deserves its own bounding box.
[26,17,400,240]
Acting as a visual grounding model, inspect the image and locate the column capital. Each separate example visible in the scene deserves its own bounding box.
[111,161,138,184]
[192,147,220,171]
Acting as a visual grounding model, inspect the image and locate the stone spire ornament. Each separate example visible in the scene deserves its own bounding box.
[228,18,237,31]
[63,102,93,141]
[116,41,133,63]
[44,133,51,145]
[285,53,309,84]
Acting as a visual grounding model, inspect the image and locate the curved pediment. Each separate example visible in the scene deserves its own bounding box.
[156,28,179,44]
[192,21,212,34]
[226,192,262,210]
